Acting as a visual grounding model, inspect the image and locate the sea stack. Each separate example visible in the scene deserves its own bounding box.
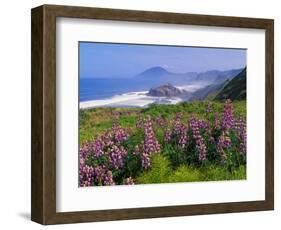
[147,83,182,97]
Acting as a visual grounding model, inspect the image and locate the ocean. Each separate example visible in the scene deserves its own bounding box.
[80,78,175,102]
[79,78,205,109]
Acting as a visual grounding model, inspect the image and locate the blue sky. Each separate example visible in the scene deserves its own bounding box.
[79,42,246,78]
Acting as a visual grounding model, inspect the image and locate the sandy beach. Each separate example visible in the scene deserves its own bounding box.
[80,91,183,109]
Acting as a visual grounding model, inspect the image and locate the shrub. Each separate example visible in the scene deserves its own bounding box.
[136,154,172,184]
[168,165,201,183]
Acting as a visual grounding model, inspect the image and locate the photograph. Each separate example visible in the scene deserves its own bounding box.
[78,42,247,187]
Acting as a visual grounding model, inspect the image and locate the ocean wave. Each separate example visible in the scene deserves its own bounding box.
[80,91,182,109]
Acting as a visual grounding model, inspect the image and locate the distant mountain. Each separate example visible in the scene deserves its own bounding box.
[136,66,244,86]
[137,66,171,78]
[136,66,198,85]
[196,68,243,83]
[215,68,246,101]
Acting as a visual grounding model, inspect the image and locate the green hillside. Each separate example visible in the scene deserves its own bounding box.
[79,100,246,186]
[215,68,246,101]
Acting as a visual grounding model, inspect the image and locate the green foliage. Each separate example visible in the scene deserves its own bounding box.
[80,101,246,144]
[200,165,246,181]
[162,143,186,168]
[168,165,201,183]
[136,154,246,184]
[80,100,247,184]
[136,154,172,184]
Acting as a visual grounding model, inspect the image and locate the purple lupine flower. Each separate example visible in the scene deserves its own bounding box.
[189,116,207,162]
[133,116,161,169]
[234,117,247,155]
[204,121,211,134]
[222,99,234,130]
[164,129,172,142]
[101,132,114,147]
[178,132,188,149]
[197,119,207,129]
[112,123,128,143]
[141,153,151,169]
[154,116,165,126]
[92,138,104,158]
[79,142,96,187]
[143,116,160,155]
[196,138,207,161]
[103,171,115,186]
[108,145,127,169]
[171,113,188,149]
[93,165,107,183]
[123,177,135,185]
[172,113,183,135]
[79,164,95,187]
[133,143,151,169]
[136,116,143,128]
[79,142,90,160]
[217,131,232,162]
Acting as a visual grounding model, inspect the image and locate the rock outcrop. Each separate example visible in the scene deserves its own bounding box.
[147,83,182,97]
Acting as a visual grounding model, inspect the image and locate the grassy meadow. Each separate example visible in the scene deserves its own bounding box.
[79,100,246,186]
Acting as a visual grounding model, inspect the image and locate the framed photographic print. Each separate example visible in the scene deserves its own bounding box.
[31,4,274,225]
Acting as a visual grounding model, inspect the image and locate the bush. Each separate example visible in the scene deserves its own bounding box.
[136,156,245,184]
[136,154,172,184]
[168,165,201,183]
[200,165,246,181]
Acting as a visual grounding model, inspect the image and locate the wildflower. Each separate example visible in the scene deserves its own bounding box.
[234,117,247,155]
[197,119,207,129]
[112,123,128,143]
[189,116,207,162]
[136,116,143,128]
[164,129,172,142]
[173,113,183,135]
[217,131,232,162]
[103,171,115,186]
[101,132,114,147]
[179,132,188,149]
[92,138,104,158]
[141,153,151,169]
[108,145,127,169]
[154,116,165,126]
[79,164,95,187]
[171,113,188,149]
[222,99,234,130]
[143,116,160,155]
[93,165,107,183]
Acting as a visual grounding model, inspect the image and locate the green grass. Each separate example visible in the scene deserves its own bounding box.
[136,154,246,184]
[79,100,246,184]
[80,100,246,144]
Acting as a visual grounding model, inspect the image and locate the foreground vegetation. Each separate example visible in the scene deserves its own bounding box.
[79,100,246,186]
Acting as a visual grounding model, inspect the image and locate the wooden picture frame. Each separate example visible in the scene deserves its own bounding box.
[31,4,274,225]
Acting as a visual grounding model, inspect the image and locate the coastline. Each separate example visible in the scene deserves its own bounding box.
[79,91,183,109]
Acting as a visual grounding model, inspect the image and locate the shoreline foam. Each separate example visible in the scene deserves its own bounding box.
[80,91,183,109]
